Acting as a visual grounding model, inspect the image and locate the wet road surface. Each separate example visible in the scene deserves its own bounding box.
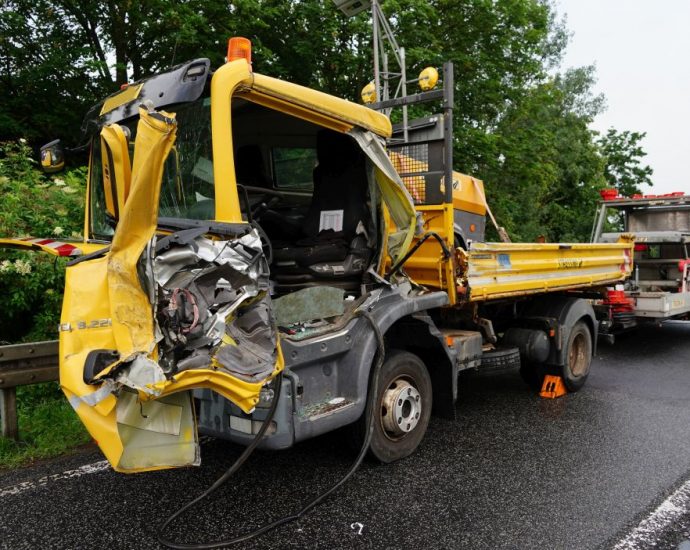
[1,321,690,549]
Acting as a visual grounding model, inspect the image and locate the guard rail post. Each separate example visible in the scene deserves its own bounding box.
[0,386,18,439]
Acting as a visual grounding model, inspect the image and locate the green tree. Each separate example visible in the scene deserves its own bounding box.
[597,128,653,196]
[0,0,568,146]
[0,1,106,143]
[482,67,606,242]
[0,0,653,244]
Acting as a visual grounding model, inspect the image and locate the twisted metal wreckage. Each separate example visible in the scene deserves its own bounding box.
[61,105,286,471]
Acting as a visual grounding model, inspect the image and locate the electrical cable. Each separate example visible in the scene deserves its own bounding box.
[158,309,385,549]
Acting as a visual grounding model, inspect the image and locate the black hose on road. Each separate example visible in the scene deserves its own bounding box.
[158,309,385,549]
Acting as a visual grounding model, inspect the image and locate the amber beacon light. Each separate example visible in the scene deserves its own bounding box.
[227,37,252,64]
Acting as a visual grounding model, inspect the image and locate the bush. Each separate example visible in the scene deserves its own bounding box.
[0,140,91,467]
[0,382,92,468]
[0,139,86,343]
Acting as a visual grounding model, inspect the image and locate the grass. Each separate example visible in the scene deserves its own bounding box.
[0,382,92,469]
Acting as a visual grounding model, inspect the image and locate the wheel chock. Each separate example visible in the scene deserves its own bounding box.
[539,375,567,399]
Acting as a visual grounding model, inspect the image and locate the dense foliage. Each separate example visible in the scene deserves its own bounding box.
[0,140,85,342]
[0,142,89,466]
[0,0,653,242]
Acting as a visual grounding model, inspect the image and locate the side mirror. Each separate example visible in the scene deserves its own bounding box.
[40,139,65,173]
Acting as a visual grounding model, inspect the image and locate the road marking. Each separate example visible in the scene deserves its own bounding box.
[614,477,690,549]
[0,460,110,498]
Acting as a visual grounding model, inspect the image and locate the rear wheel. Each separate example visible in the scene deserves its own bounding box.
[560,321,592,392]
[519,321,592,392]
[354,350,432,463]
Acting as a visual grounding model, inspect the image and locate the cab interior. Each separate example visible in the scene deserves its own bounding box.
[91,95,386,306]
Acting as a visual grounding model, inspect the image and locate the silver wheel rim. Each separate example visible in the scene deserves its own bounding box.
[381,377,422,439]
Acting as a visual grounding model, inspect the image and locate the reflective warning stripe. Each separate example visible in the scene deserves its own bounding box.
[18,237,82,256]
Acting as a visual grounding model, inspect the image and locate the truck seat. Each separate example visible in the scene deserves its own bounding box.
[272,130,373,288]
[236,144,272,188]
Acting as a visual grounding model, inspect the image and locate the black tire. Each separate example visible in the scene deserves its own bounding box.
[477,347,521,375]
[520,322,593,392]
[559,320,592,392]
[352,350,432,463]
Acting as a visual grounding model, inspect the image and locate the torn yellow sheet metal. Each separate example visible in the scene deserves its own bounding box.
[0,237,107,257]
[59,105,283,473]
[58,248,271,471]
[465,236,635,301]
[348,129,417,265]
[107,106,177,357]
[100,84,143,116]
[100,124,132,220]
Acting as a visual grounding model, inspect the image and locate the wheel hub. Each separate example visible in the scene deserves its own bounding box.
[570,332,587,376]
[381,379,421,437]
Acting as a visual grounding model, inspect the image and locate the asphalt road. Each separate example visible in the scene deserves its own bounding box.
[2,321,690,549]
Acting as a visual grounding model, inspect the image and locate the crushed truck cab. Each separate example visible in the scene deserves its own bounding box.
[56,58,425,472]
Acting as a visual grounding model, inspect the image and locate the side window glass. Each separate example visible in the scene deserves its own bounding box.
[272,148,316,191]
[89,138,115,238]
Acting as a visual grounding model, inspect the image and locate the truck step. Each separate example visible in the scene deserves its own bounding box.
[302,397,355,421]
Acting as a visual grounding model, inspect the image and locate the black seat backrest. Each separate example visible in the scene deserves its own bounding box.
[235,144,272,188]
[303,130,369,239]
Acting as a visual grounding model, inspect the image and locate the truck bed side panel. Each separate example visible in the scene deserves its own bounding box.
[466,240,634,301]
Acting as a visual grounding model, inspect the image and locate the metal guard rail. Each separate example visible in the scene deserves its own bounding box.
[0,340,59,440]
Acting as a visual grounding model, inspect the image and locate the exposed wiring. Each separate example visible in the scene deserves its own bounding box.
[158,309,385,549]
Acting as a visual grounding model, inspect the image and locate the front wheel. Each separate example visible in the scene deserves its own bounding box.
[354,350,432,463]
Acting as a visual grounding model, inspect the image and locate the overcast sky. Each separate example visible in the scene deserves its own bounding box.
[556,0,690,194]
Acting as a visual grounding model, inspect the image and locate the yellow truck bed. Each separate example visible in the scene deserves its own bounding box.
[461,237,634,302]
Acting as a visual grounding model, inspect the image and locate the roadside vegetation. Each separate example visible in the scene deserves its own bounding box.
[0,141,91,468]
[0,0,654,467]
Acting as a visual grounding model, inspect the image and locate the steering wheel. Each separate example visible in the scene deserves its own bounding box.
[250,195,281,221]
[251,220,273,266]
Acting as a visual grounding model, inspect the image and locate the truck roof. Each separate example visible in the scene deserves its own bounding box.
[251,72,392,138]
[81,58,392,139]
[599,194,690,209]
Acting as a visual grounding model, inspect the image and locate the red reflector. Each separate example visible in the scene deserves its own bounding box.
[600,188,618,201]
[634,244,648,252]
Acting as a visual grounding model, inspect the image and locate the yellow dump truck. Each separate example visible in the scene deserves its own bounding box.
[2,43,633,473]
